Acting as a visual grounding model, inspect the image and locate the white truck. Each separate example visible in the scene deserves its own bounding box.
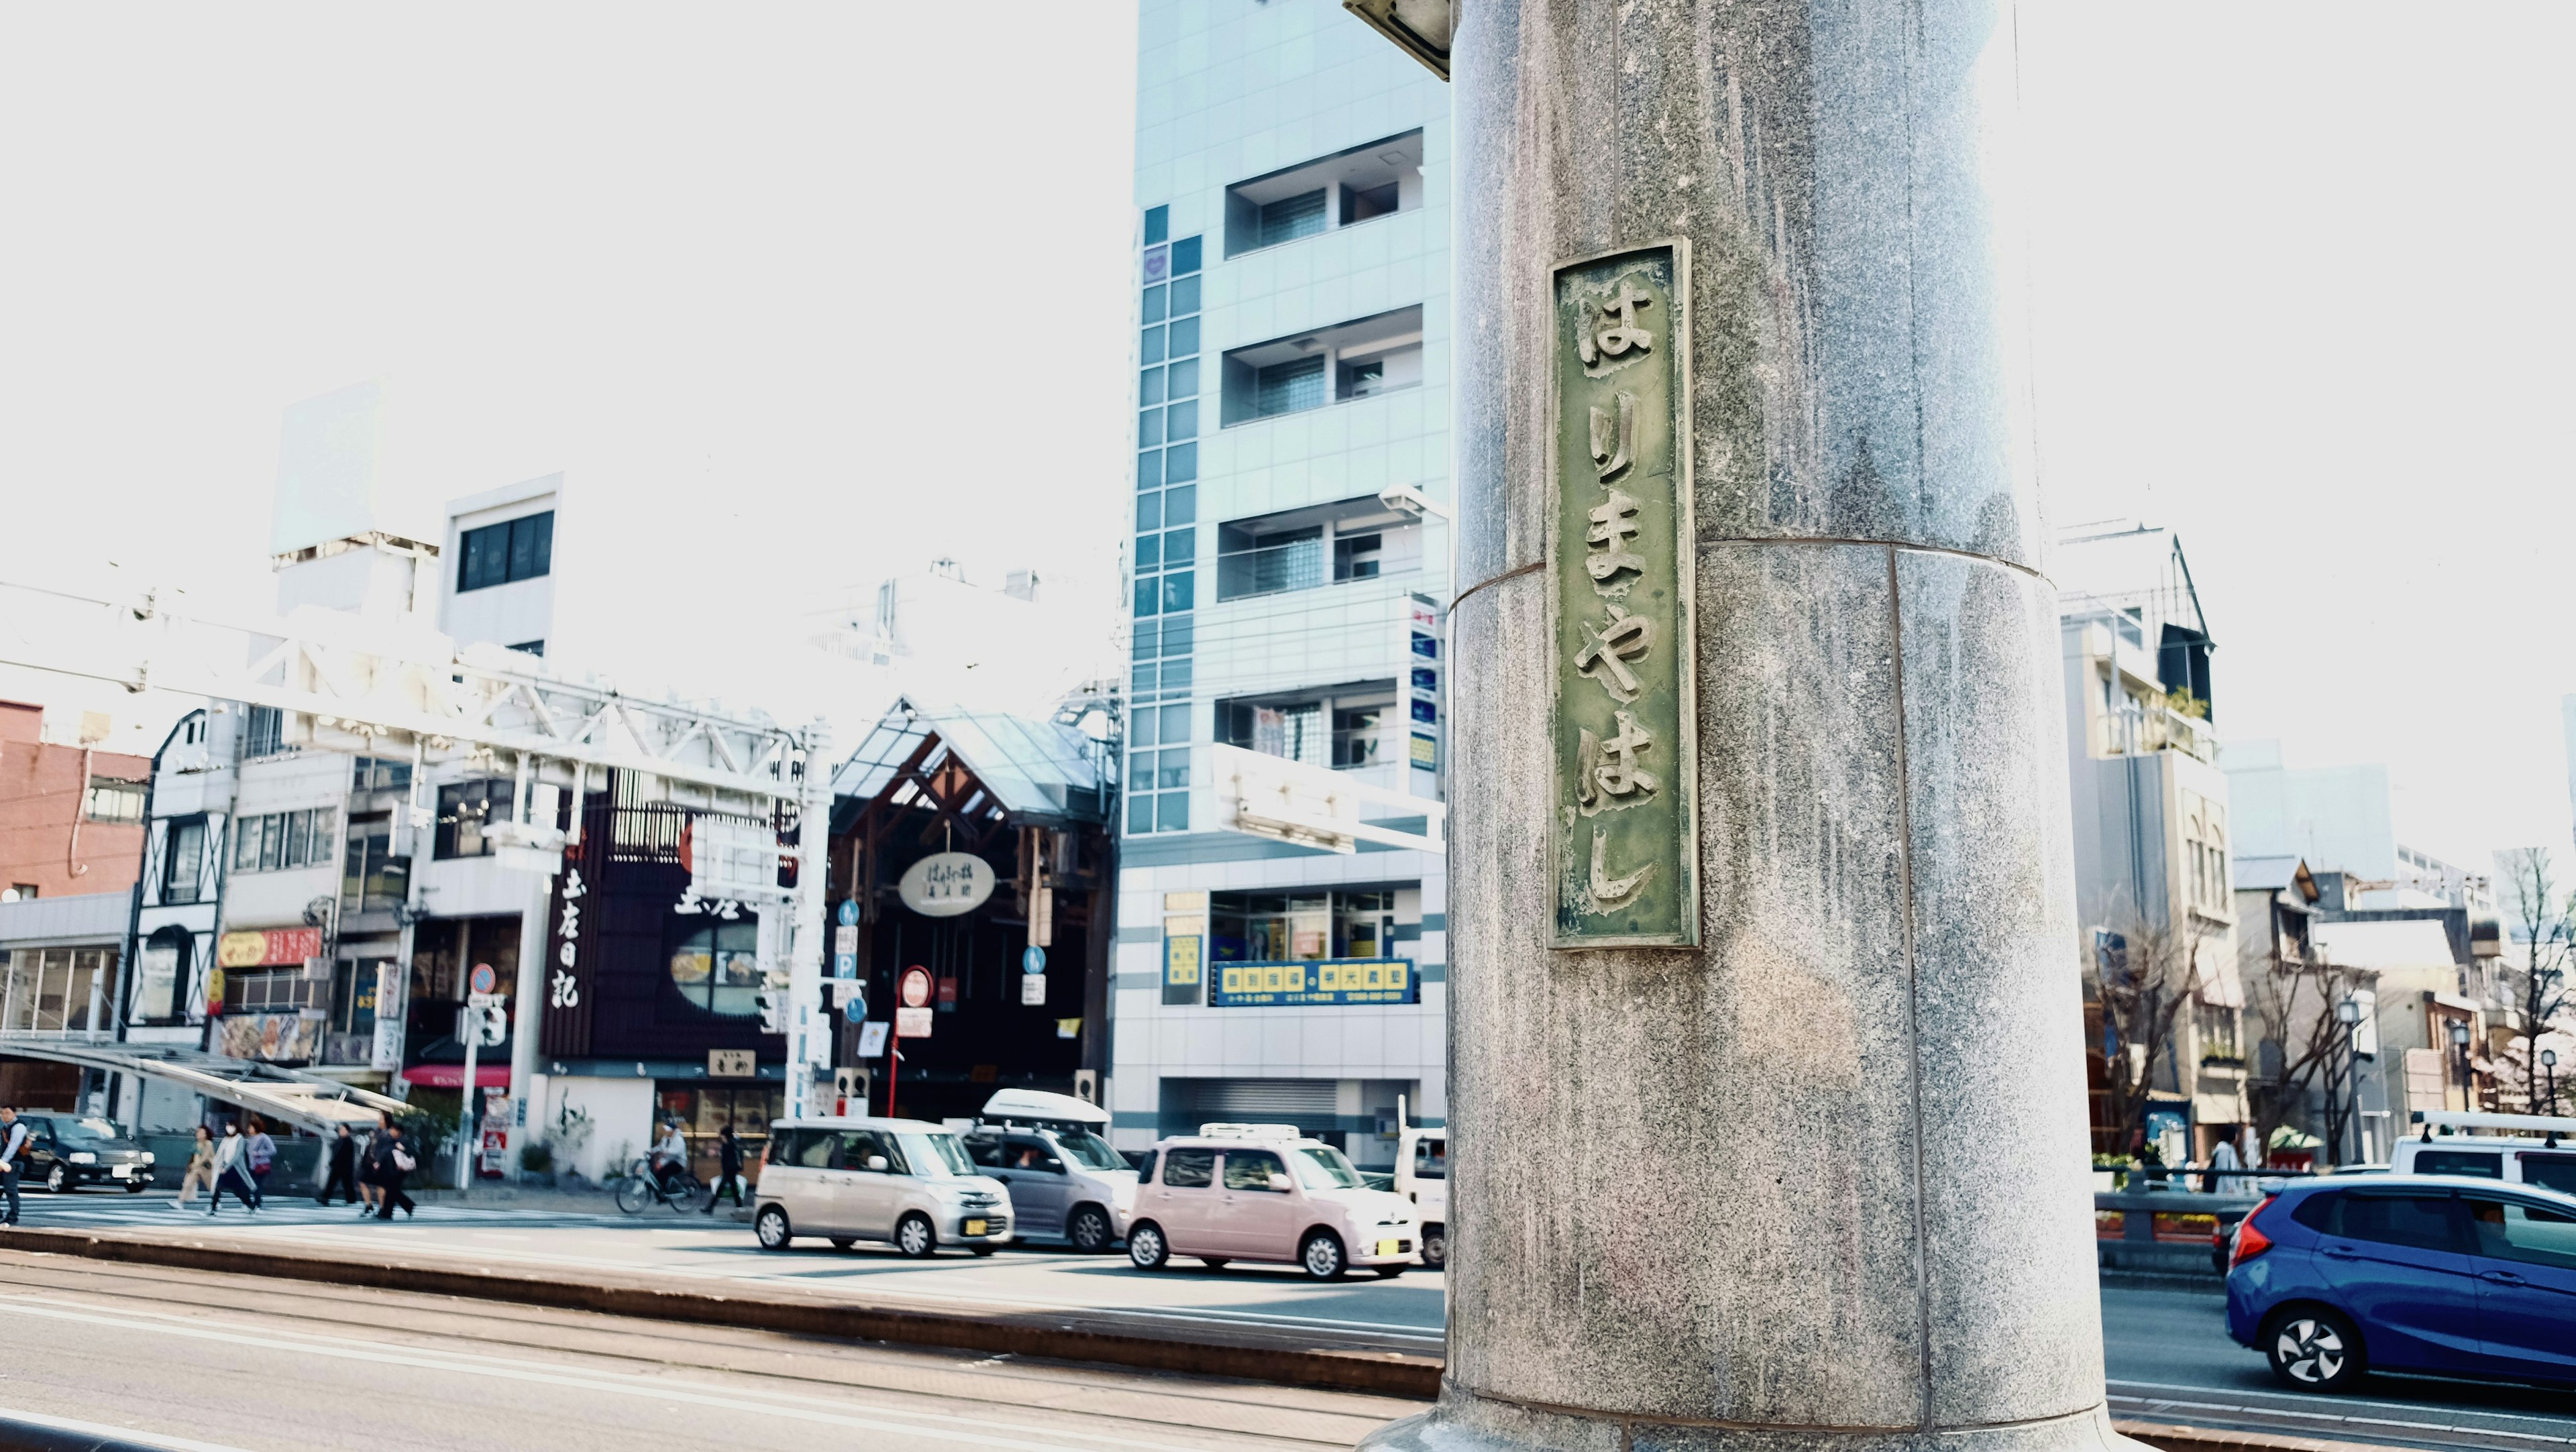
[1392,1095,1446,1269]
[2393,1109,2576,1194]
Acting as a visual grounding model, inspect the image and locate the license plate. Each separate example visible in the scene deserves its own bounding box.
[1375,1239,1399,1258]
[964,1219,988,1237]
[109,1166,131,1178]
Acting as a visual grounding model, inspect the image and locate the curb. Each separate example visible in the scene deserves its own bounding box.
[2111,1419,2392,1452]
[0,1225,1440,1399]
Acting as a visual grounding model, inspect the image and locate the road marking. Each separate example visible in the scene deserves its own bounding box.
[0,1293,1244,1452]
[2106,1393,2574,1444]
[0,1403,255,1452]
[2106,1379,2576,1431]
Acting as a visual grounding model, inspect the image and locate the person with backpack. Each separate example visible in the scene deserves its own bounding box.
[372,1123,417,1220]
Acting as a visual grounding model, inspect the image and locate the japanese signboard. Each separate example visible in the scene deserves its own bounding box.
[216,927,321,968]
[1162,921,1203,1005]
[1552,241,1699,948]
[1210,957,1418,1008]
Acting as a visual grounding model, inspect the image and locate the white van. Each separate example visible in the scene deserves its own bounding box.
[963,1088,1138,1253]
[2392,1110,2576,1194]
[1391,1095,1446,1269]
[753,1116,1012,1258]
[1126,1123,1420,1280]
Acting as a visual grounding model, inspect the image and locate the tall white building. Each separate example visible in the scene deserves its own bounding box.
[1111,1,1452,1164]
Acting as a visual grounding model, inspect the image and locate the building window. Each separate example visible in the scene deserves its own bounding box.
[456,510,554,593]
[341,812,409,913]
[352,755,413,793]
[231,808,339,874]
[225,966,314,1014]
[1,947,117,1033]
[85,778,146,824]
[1210,890,1398,964]
[669,917,761,1018]
[435,781,517,860]
[1218,498,1422,602]
[1125,699,1193,836]
[1222,306,1423,427]
[1224,131,1424,259]
[134,925,190,1023]
[508,640,545,658]
[160,819,207,905]
[242,706,285,758]
[1220,687,1395,772]
[324,960,382,1064]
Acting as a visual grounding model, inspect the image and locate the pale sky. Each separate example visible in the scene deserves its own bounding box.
[3,3,2571,867]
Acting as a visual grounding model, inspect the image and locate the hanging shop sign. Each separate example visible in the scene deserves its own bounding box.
[216,927,322,969]
[898,852,996,917]
[1550,241,1699,949]
[1210,957,1418,1008]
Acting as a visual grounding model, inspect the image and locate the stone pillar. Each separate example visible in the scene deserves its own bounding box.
[1366,1,2134,1449]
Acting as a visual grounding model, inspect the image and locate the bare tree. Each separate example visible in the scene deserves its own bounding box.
[2088,913,2210,1162]
[2241,935,2365,1166]
[2498,848,2573,1115]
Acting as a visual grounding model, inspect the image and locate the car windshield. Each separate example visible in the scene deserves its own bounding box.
[1288,1144,1364,1190]
[56,1119,120,1141]
[898,1132,975,1178]
[1055,1131,1126,1171]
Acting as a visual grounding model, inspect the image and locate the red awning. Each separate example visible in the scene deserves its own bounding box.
[401,1064,511,1090]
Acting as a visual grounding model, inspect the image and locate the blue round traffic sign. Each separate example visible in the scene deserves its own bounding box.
[1021,946,1046,975]
[837,899,859,927]
[843,995,867,1023]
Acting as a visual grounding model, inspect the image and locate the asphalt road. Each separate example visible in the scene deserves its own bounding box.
[11,1192,2573,1450]
[0,1250,1422,1452]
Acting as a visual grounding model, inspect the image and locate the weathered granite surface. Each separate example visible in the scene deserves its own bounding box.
[1368,0,2131,1447]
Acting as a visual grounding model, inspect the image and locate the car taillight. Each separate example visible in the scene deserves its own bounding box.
[2229,1195,2277,1270]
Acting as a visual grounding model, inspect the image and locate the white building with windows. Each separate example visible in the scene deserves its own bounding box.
[1111,1,1452,1165]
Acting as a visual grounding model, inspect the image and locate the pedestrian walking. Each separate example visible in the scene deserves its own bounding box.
[701,1125,745,1214]
[373,1123,417,1220]
[317,1124,360,1207]
[172,1126,217,1210]
[208,1122,258,1215]
[243,1115,275,1209]
[2207,1131,2243,1194]
[0,1107,27,1226]
[357,1114,387,1215]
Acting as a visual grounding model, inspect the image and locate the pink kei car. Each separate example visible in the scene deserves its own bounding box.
[1124,1123,1421,1280]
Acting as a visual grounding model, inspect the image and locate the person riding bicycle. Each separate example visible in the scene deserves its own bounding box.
[649,1118,693,1198]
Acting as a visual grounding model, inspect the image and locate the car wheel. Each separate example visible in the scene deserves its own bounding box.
[1421,1225,1446,1270]
[2267,1308,2365,1392]
[125,1179,148,1194]
[44,1166,66,1194]
[755,1205,794,1251]
[896,1213,938,1258]
[1300,1231,1347,1281]
[1127,1221,1169,1270]
[1067,1205,1114,1253]
[829,1237,855,1250]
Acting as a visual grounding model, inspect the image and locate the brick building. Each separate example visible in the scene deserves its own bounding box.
[0,700,150,903]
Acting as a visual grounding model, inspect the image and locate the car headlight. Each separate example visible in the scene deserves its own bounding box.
[138,1152,154,1166]
[68,1152,95,1164]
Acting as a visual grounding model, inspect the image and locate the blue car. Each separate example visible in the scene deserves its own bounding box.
[2226,1173,2576,1392]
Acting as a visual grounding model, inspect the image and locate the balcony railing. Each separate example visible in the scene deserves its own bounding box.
[2100,701,2214,764]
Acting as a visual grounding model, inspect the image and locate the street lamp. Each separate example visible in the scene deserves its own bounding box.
[2544,1047,2560,1119]
[2449,1019,2473,1113]
[2335,996,2363,1164]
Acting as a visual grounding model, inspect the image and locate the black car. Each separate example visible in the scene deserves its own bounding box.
[19,1115,155,1193]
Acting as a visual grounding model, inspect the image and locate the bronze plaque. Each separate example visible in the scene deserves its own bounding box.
[1551,242,1698,948]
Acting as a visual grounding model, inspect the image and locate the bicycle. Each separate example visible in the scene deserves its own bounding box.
[614,1156,704,1215]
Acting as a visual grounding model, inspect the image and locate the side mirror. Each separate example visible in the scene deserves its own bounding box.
[864,1155,889,1172]
[1267,1172,1293,1193]
[1042,1156,1063,1172]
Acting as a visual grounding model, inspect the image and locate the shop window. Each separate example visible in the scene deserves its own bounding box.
[669,917,761,1018]
[1,947,116,1033]
[1210,890,1398,964]
[133,926,190,1023]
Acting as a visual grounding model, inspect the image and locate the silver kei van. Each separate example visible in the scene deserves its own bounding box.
[964,1088,1138,1253]
[753,1116,1012,1258]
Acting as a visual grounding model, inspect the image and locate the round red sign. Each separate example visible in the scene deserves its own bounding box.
[900,966,932,1009]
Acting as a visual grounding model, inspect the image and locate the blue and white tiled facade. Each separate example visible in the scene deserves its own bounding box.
[1112,0,1450,1164]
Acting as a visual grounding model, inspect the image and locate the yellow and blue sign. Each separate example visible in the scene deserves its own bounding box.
[1211,958,1417,1007]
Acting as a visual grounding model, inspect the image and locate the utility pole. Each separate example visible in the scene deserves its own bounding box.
[784,718,833,1121]
[1356,3,2136,1449]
